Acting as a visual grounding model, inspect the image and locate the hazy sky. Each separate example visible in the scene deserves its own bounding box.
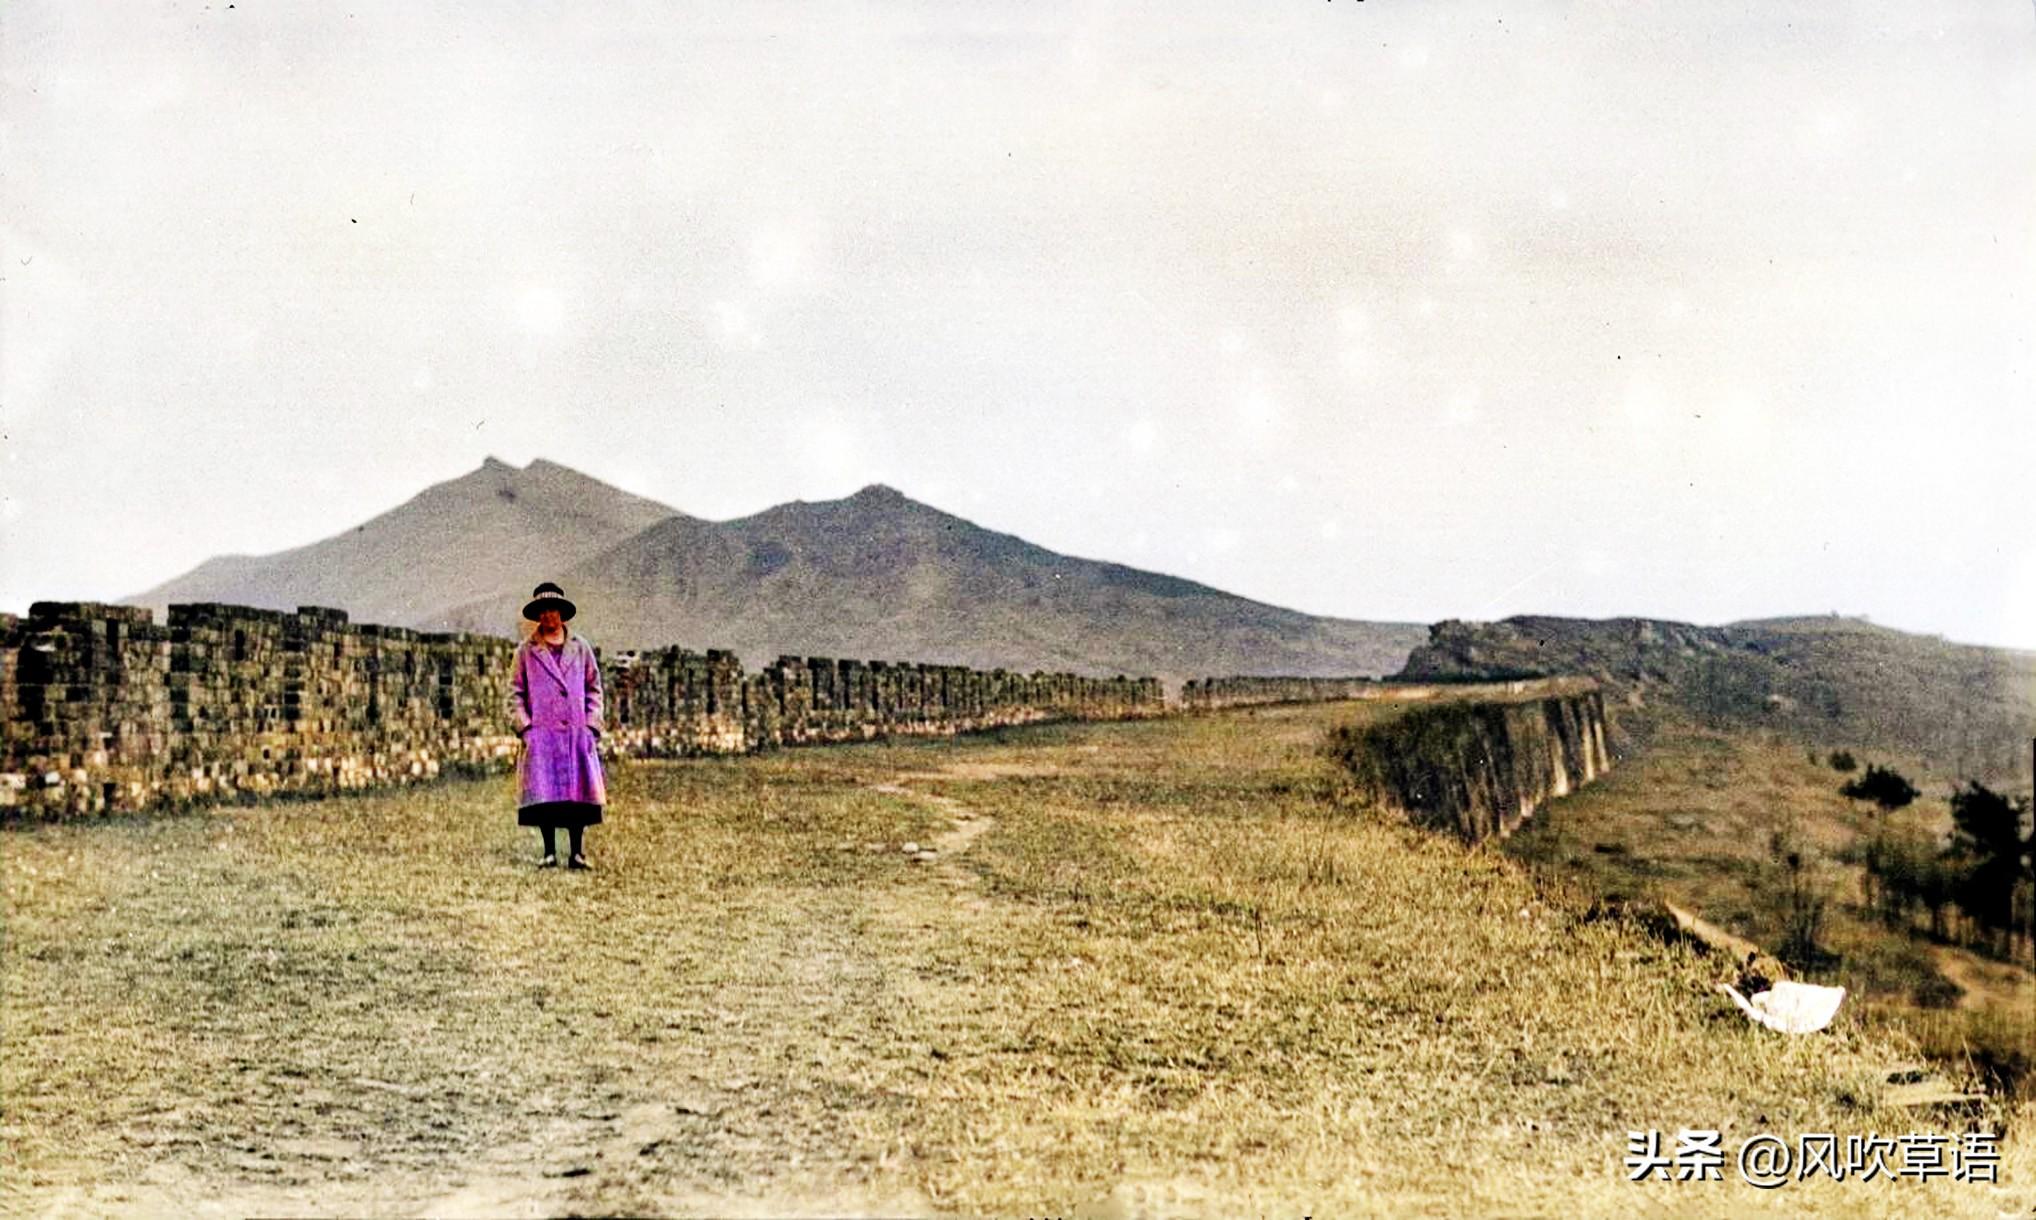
[4,1,2032,648]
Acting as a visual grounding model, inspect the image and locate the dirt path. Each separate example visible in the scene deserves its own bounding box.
[865,762,1036,904]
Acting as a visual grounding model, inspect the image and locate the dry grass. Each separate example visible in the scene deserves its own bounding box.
[4,703,2032,1217]
[1503,712,1893,926]
[1502,710,2036,1104]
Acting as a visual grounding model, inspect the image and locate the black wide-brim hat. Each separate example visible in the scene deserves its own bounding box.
[522,582,577,622]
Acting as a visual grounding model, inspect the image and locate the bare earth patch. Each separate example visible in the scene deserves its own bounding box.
[4,705,2032,1217]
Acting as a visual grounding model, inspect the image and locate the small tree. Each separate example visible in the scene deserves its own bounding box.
[1842,763,1919,812]
[1863,828,1929,930]
[1769,823,1831,970]
[1916,848,1963,942]
[1828,749,1858,773]
[1948,780,2034,959]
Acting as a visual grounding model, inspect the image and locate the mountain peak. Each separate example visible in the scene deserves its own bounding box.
[127,459,1429,684]
[124,455,685,626]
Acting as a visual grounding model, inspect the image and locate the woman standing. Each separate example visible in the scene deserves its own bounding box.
[507,581,606,870]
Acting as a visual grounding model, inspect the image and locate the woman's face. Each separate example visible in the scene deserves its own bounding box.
[538,609,563,633]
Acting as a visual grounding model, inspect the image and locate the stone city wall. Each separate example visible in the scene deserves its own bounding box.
[1178,674,1586,712]
[0,601,1163,818]
[1324,683,1612,842]
[1179,676,1386,710]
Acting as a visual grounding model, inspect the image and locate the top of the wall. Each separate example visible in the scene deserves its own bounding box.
[28,601,159,626]
[10,600,495,648]
[8,599,1167,687]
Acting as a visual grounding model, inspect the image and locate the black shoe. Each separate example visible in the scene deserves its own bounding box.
[567,853,591,871]
[538,853,558,869]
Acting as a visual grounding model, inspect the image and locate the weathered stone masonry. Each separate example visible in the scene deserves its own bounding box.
[0,601,1163,818]
[1179,674,1574,712]
[1180,676,1385,710]
[1324,680,1612,842]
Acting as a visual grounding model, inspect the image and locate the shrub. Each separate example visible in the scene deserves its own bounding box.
[1841,763,1918,812]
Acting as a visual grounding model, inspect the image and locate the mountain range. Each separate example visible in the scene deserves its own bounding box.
[117,456,2036,773]
[126,457,1427,683]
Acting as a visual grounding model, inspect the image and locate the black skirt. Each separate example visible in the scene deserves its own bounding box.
[518,799,604,829]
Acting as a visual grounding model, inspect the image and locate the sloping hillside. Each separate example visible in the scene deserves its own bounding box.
[1397,615,2036,785]
[125,458,684,629]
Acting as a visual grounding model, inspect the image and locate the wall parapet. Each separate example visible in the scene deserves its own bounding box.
[1324,684,1612,841]
[1180,673,1597,712]
[0,600,1163,818]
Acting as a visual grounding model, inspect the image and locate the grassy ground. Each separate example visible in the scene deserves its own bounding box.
[4,702,2032,1217]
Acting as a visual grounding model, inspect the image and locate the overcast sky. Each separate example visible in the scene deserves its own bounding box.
[4,1,2032,649]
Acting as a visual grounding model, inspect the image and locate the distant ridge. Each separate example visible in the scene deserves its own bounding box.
[128,458,1427,683]
[1398,614,2036,784]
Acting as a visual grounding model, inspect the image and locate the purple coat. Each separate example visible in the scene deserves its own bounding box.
[507,630,607,809]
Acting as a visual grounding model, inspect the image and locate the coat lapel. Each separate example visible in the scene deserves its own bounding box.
[533,639,569,690]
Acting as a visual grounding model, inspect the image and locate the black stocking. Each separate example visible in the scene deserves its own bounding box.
[540,826,557,857]
[568,825,585,858]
